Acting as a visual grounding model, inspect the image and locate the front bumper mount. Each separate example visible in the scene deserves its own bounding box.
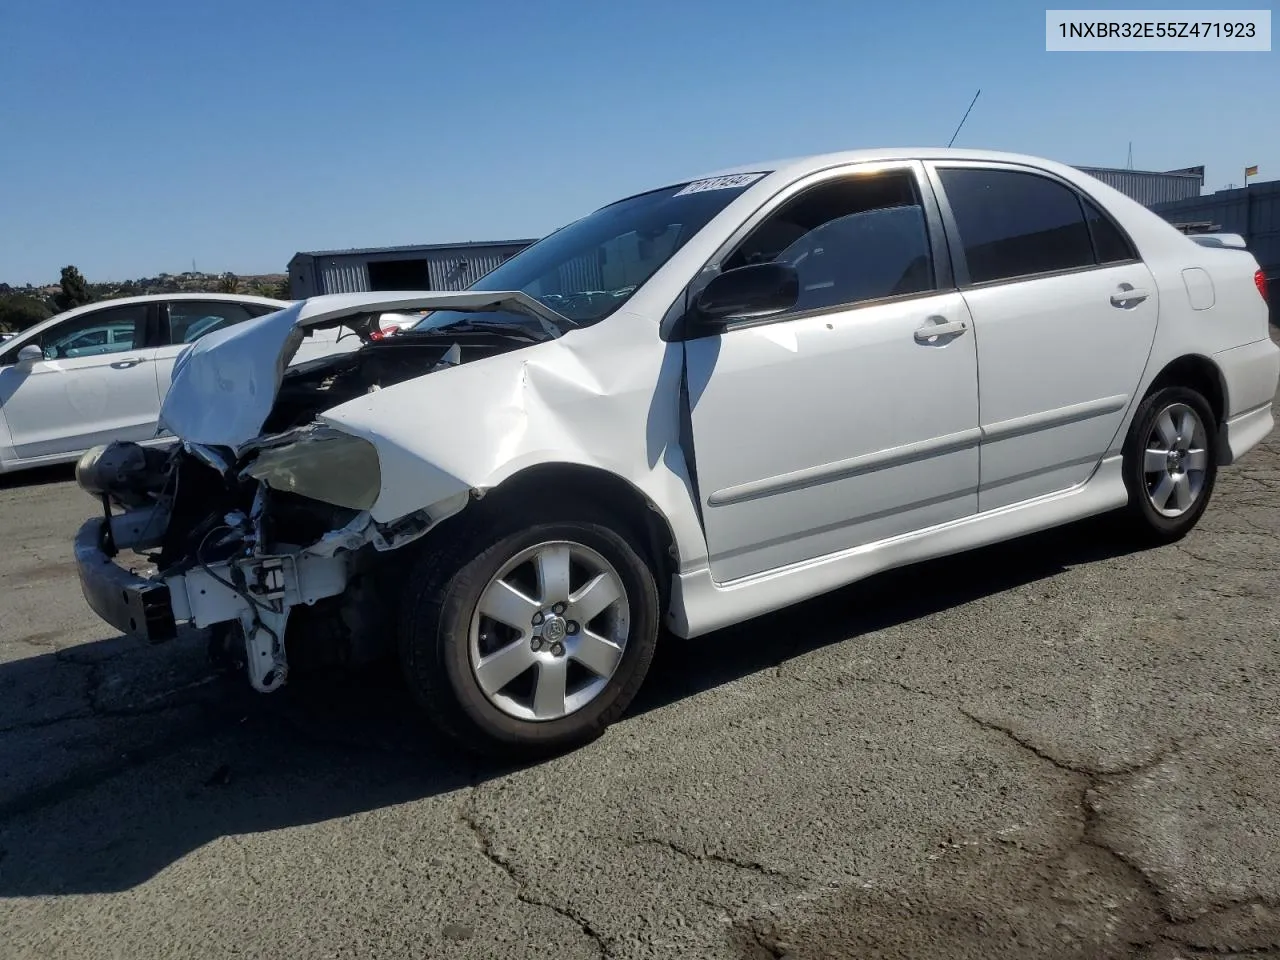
[74,516,351,692]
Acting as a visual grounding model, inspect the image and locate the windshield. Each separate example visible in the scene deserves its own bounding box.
[407,174,766,335]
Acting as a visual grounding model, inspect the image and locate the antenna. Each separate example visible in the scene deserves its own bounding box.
[1127,142,1134,169]
[947,89,981,148]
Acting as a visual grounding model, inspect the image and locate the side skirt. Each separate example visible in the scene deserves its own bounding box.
[666,455,1129,639]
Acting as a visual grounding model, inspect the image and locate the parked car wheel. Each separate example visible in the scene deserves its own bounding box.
[399,505,660,758]
[1120,386,1219,543]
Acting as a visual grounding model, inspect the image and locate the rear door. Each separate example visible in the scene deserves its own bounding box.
[0,302,161,459]
[927,163,1160,510]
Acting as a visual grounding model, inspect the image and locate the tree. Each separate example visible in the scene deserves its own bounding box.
[0,295,53,332]
[251,277,289,300]
[217,273,239,294]
[54,265,91,312]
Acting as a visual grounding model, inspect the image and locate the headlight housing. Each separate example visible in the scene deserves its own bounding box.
[242,428,381,511]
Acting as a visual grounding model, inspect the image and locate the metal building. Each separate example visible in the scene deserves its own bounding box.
[1074,165,1205,206]
[288,239,538,299]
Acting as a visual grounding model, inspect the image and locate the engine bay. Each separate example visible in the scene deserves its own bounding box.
[262,330,531,434]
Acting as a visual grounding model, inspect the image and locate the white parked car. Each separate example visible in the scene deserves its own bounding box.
[73,149,1278,757]
[0,293,359,474]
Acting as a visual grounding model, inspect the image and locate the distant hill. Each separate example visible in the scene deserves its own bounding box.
[0,272,291,333]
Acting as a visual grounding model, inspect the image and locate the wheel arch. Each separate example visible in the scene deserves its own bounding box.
[429,462,680,611]
[1143,354,1227,426]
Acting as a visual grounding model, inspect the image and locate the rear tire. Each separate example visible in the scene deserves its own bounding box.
[1120,385,1219,543]
[398,502,660,759]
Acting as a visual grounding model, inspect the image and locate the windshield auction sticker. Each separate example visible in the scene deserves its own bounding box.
[674,173,767,196]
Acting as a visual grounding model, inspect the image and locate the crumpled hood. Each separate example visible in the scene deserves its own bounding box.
[157,290,570,452]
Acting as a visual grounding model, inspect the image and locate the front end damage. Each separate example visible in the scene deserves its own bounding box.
[75,433,383,693]
[72,292,568,693]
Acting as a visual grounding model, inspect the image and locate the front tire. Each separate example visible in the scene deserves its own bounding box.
[1120,385,1219,543]
[399,505,660,759]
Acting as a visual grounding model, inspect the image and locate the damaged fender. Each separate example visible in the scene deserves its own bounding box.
[310,310,712,575]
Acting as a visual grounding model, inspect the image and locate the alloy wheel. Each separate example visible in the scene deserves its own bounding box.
[1143,401,1209,518]
[468,540,631,722]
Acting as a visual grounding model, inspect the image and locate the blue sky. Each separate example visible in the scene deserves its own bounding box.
[1,0,1275,284]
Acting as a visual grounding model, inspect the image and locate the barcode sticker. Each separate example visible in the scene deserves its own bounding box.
[674,173,767,196]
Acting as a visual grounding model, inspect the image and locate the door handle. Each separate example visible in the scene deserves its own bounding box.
[111,357,148,368]
[1110,286,1149,308]
[914,319,968,343]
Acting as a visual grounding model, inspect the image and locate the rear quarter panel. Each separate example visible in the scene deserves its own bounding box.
[1061,169,1274,451]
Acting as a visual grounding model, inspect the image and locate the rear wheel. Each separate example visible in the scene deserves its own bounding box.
[1120,386,1218,543]
[399,505,660,758]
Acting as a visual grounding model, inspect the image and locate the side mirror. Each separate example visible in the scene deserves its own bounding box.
[693,262,799,325]
[17,344,43,364]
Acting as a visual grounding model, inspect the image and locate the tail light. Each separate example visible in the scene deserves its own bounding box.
[1256,269,1269,304]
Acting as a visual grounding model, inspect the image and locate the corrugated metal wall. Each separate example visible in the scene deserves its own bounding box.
[425,247,520,289]
[288,242,532,297]
[319,259,370,295]
[1076,167,1204,206]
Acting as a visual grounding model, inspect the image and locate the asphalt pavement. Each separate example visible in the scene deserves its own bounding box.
[2,343,1278,959]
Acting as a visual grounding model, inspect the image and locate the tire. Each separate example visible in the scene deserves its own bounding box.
[398,502,660,759]
[1120,385,1219,543]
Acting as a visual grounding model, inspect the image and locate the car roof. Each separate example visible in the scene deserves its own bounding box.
[4,292,291,349]
[685,146,1075,183]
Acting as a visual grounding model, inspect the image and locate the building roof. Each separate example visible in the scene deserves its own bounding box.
[1075,163,1204,179]
[292,239,540,261]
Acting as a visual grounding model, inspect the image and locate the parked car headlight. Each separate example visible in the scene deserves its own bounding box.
[242,428,381,511]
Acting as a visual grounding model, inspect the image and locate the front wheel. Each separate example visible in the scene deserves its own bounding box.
[399,507,660,758]
[1120,386,1219,543]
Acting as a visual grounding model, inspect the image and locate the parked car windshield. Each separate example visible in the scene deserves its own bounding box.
[407,176,766,335]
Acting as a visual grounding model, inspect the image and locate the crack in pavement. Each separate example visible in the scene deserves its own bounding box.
[226,834,262,888]
[763,670,1280,955]
[629,836,799,884]
[458,786,609,958]
[0,701,247,821]
[1,661,226,736]
[1175,542,1267,570]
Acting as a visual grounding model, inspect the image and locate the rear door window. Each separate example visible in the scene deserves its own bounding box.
[165,301,259,345]
[937,167,1095,283]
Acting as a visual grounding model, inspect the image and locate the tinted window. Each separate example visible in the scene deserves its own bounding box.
[166,301,257,344]
[1082,196,1138,263]
[939,168,1094,283]
[35,304,146,360]
[723,170,934,312]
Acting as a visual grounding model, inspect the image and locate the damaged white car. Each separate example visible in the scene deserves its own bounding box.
[73,148,1278,756]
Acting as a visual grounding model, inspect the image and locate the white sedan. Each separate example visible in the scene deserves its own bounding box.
[0,293,358,474]
[72,148,1278,757]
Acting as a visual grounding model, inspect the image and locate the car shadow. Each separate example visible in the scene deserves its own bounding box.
[0,514,1152,897]
[0,463,75,489]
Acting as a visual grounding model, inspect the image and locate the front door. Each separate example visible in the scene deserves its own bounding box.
[683,163,982,583]
[0,302,161,460]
